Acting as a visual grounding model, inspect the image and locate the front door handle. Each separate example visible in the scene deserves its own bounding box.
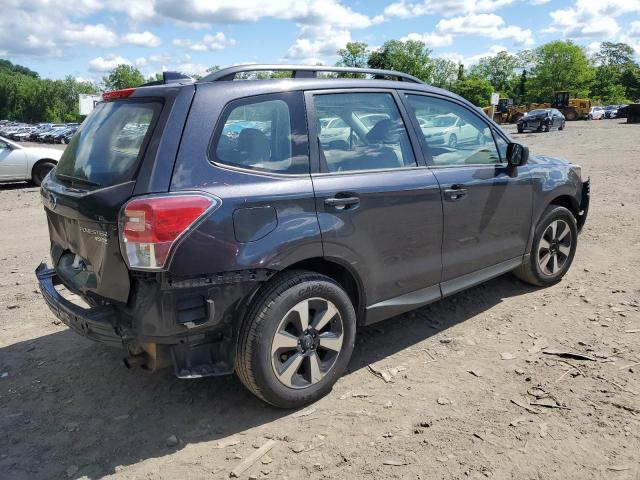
[444,185,468,201]
[325,196,360,209]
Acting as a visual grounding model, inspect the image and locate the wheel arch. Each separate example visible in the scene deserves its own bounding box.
[30,158,58,179]
[281,257,365,323]
[549,194,580,222]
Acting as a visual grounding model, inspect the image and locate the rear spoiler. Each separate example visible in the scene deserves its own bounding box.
[140,71,195,87]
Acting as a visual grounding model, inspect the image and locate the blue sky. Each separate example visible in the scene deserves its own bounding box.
[2,0,639,82]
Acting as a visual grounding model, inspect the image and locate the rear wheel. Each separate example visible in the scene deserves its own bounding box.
[514,205,577,287]
[544,121,551,132]
[31,160,56,186]
[235,270,356,408]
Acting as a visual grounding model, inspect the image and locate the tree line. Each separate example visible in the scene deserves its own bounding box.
[1,40,639,123]
[337,40,640,107]
[0,60,98,123]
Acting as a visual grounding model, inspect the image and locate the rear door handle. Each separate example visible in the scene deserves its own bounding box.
[444,185,468,201]
[324,196,360,209]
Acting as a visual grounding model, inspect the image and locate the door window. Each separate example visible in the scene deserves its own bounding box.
[404,94,502,166]
[312,92,416,173]
[211,93,309,174]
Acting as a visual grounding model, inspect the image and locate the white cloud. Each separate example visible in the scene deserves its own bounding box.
[436,13,534,46]
[285,25,351,63]
[88,54,132,73]
[382,0,515,19]
[121,31,162,47]
[438,44,510,66]
[401,32,454,47]
[172,32,236,51]
[546,0,640,39]
[530,0,551,4]
[155,0,374,28]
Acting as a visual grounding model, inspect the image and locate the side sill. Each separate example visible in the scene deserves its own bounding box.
[440,256,523,298]
[363,284,442,326]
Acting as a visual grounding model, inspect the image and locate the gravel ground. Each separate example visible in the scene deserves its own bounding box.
[0,119,638,480]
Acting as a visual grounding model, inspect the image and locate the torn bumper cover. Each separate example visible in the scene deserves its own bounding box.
[36,263,123,347]
[577,178,590,232]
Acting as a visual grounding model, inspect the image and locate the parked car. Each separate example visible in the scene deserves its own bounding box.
[616,105,628,119]
[587,106,605,120]
[49,126,77,143]
[517,108,565,133]
[420,113,485,147]
[58,126,79,144]
[603,105,618,119]
[36,65,590,408]
[0,136,62,185]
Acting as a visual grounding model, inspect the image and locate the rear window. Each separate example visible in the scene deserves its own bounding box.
[55,100,160,187]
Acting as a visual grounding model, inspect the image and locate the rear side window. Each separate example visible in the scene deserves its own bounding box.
[55,100,160,187]
[210,92,309,174]
[312,92,416,173]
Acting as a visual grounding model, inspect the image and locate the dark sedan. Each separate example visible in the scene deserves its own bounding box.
[517,108,565,133]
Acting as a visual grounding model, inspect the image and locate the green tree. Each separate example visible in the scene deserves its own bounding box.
[457,63,465,81]
[591,64,628,103]
[527,41,594,102]
[452,77,493,106]
[594,42,635,67]
[620,64,640,101]
[469,51,519,94]
[367,40,433,81]
[337,42,369,68]
[429,58,458,89]
[103,64,145,90]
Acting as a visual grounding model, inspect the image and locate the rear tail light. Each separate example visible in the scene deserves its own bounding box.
[119,193,220,270]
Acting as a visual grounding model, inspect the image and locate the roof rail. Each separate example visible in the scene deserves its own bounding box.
[199,64,424,84]
[140,71,195,87]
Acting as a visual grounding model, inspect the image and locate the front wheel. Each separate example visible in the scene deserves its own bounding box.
[559,121,565,131]
[514,205,578,287]
[235,270,356,408]
[448,134,457,148]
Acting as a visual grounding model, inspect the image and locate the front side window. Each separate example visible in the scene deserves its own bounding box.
[211,93,308,174]
[312,92,416,173]
[404,94,501,166]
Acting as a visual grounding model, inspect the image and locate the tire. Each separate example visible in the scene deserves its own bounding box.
[31,160,56,186]
[514,205,578,287]
[517,124,524,133]
[565,110,578,121]
[544,121,550,132]
[559,121,565,131]
[235,270,356,408]
[448,134,457,148]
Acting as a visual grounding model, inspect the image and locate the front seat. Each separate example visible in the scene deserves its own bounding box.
[237,128,270,166]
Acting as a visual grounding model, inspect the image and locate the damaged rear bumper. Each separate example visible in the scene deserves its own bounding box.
[36,263,123,347]
[36,262,266,378]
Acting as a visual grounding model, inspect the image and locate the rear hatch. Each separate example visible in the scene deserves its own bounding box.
[41,92,168,304]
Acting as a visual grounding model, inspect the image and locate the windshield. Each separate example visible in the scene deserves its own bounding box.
[55,100,160,187]
[528,109,549,115]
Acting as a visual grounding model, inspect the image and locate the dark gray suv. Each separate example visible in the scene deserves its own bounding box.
[36,65,590,407]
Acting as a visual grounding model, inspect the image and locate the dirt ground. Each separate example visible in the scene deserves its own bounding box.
[1,120,639,480]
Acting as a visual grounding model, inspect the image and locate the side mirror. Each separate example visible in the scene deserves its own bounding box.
[506,142,529,166]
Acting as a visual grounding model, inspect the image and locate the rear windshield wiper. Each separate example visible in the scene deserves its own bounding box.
[55,173,102,188]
